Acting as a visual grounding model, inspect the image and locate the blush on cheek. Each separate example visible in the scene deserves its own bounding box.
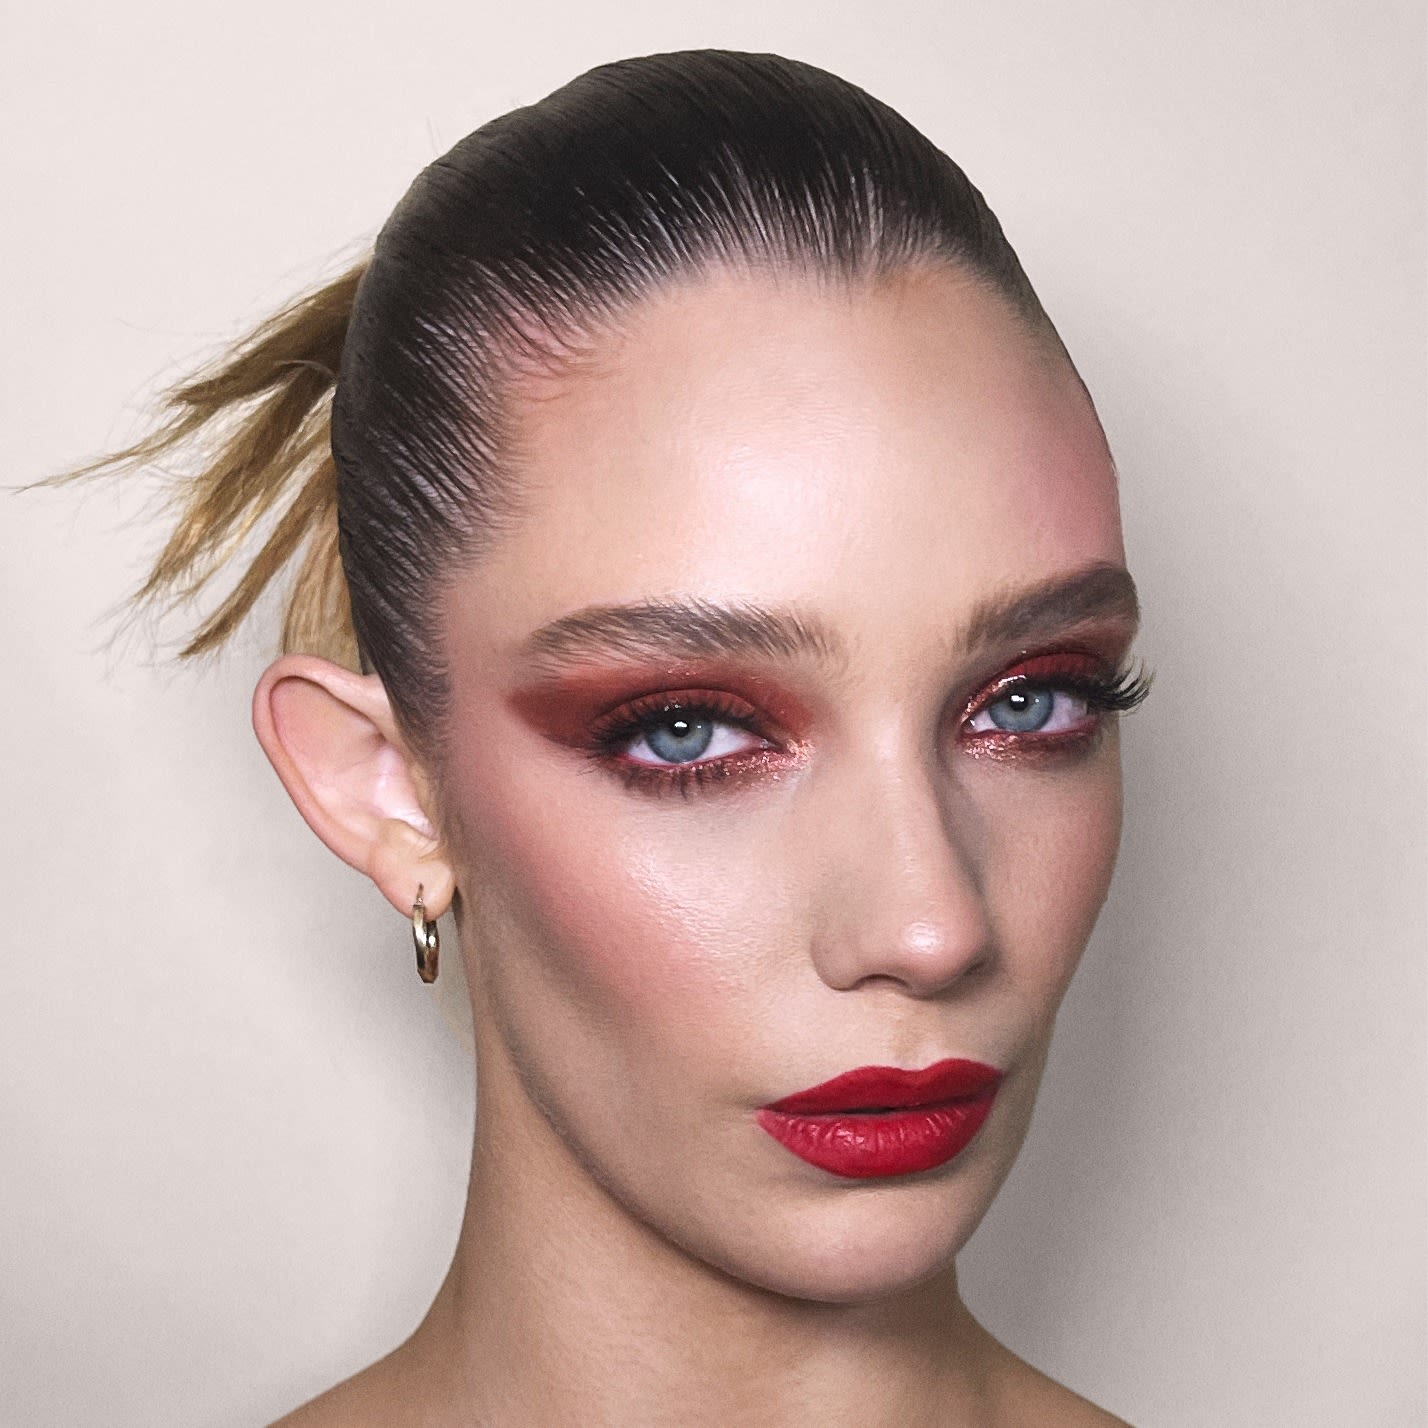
[450,738,765,1045]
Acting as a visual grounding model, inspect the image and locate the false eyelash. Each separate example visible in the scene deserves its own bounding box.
[1091,660,1153,713]
[957,657,1153,766]
[985,660,1154,717]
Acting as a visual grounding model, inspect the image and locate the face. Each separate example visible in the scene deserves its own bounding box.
[437,265,1138,1302]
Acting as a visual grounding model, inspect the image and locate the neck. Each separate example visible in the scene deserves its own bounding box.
[395,1048,1002,1427]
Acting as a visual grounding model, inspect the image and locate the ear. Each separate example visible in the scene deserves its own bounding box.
[252,654,455,920]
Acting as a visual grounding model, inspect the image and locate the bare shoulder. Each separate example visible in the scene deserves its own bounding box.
[1007,1369,1133,1427]
[267,1353,434,1428]
[979,1332,1133,1427]
[268,1375,385,1428]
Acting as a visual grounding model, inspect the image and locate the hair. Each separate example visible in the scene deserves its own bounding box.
[65,49,1060,759]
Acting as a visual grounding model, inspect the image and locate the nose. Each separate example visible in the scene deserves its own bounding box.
[807,748,994,998]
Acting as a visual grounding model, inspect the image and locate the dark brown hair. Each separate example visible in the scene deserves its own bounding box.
[70,50,1056,757]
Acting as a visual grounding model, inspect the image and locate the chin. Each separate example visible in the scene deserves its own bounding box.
[711,1088,1039,1304]
[689,1175,1000,1306]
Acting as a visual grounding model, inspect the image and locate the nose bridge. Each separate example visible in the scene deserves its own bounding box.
[808,727,994,997]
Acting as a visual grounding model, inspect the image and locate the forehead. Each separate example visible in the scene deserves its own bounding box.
[451,265,1124,661]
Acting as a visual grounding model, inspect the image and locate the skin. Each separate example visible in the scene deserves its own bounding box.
[256,265,1138,1426]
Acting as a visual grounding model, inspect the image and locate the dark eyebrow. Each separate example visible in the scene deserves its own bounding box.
[519,595,845,673]
[958,562,1140,653]
[517,563,1138,676]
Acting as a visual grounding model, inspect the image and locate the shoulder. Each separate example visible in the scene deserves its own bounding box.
[979,1333,1133,1427]
[267,1355,434,1428]
[1011,1375,1134,1427]
[268,1380,374,1428]
[1005,1373,1133,1426]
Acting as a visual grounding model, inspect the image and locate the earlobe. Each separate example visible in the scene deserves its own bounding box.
[252,654,455,920]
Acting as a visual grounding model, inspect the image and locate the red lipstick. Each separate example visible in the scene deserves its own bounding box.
[757,1059,1002,1179]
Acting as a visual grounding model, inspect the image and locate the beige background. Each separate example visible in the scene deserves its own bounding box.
[3,2,1424,1424]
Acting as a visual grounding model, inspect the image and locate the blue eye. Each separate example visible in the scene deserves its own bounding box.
[986,688,1054,732]
[643,714,716,763]
[619,706,764,768]
[967,685,1091,736]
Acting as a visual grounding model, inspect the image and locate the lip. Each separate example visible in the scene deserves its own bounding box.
[757,1058,1002,1180]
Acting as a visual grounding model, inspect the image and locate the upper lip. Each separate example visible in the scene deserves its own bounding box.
[764,1058,1003,1115]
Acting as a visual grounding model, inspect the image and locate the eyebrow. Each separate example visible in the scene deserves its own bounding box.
[960,561,1139,653]
[516,562,1138,675]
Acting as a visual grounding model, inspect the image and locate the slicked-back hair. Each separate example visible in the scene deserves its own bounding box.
[68,50,1061,759]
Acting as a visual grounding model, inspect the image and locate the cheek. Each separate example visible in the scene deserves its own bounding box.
[446,735,793,1066]
[974,742,1124,1014]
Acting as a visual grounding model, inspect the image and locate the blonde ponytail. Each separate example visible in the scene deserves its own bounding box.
[59,261,368,670]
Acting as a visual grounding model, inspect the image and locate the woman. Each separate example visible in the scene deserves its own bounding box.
[70,50,1147,1425]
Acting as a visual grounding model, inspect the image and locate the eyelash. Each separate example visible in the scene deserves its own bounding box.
[585,660,1152,799]
[961,661,1152,762]
[588,690,776,799]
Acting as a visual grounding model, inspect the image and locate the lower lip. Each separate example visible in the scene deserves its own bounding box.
[756,1090,999,1179]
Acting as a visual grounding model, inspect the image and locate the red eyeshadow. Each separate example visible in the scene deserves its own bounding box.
[984,649,1111,685]
[508,659,815,748]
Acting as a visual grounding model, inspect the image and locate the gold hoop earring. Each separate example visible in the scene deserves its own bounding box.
[411,885,439,984]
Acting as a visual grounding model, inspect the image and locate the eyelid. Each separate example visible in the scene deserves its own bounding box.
[509,663,815,750]
[960,650,1113,717]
